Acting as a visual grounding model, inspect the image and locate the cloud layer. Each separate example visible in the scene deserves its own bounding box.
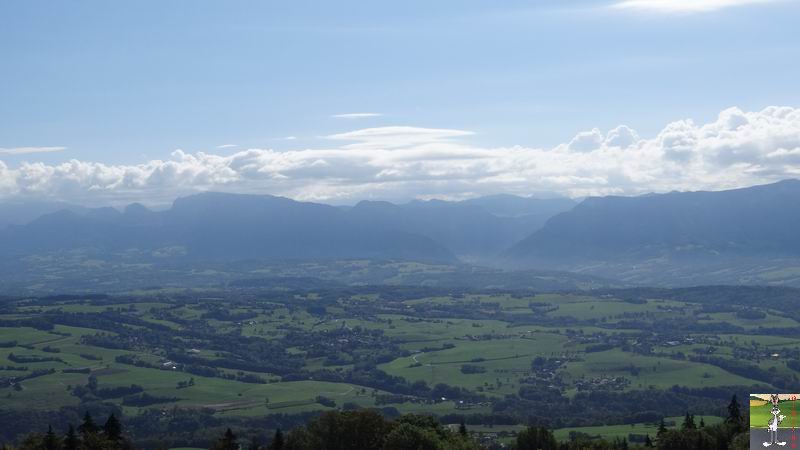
[1,106,800,205]
[0,146,67,155]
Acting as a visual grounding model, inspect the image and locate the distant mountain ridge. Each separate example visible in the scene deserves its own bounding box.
[0,201,85,230]
[348,195,575,261]
[0,192,574,264]
[507,179,800,285]
[2,192,450,262]
[6,181,800,287]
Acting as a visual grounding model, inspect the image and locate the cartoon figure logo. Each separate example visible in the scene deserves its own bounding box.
[764,394,787,447]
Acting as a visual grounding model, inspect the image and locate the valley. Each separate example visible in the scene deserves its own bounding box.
[1,284,796,446]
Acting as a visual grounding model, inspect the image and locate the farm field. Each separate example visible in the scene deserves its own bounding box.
[1,285,798,445]
[552,415,724,442]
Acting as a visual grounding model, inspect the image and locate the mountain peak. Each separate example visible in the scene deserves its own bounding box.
[124,203,152,215]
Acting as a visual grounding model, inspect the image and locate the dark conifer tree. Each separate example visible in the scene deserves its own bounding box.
[727,395,742,425]
[268,429,284,450]
[44,425,60,450]
[103,413,122,441]
[63,425,79,450]
[225,429,236,441]
[211,428,239,450]
[78,412,99,436]
[656,418,667,438]
[682,412,696,430]
[458,418,467,437]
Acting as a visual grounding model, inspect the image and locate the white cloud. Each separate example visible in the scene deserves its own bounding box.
[1,106,800,204]
[285,136,298,140]
[567,129,604,152]
[612,0,778,13]
[216,144,238,149]
[328,126,474,150]
[331,113,384,119]
[604,126,640,148]
[0,146,67,155]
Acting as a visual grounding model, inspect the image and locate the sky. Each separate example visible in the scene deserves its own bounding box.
[1,0,800,205]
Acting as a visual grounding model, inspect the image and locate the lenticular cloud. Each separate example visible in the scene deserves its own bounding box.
[2,106,800,204]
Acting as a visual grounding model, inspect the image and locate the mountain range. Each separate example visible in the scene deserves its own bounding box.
[507,179,800,285]
[3,180,800,287]
[0,201,86,230]
[0,192,575,264]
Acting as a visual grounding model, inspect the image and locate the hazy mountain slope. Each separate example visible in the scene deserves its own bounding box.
[0,192,574,264]
[348,200,517,261]
[347,195,575,260]
[0,192,454,263]
[506,179,800,285]
[458,194,575,218]
[0,201,85,230]
[164,192,455,261]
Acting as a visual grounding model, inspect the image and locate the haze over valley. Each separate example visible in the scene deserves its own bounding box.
[2,180,800,293]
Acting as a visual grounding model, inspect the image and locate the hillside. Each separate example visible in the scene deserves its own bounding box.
[348,196,574,261]
[507,179,800,285]
[0,192,454,263]
[0,192,573,264]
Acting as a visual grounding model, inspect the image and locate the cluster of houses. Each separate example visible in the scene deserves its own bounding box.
[574,375,630,391]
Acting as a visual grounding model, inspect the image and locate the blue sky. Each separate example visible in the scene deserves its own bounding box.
[1,0,800,204]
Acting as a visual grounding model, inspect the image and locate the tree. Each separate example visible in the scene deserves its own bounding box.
[78,412,99,436]
[458,418,467,437]
[44,425,60,450]
[268,429,284,450]
[516,426,558,450]
[681,412,696,430]
[211,428,239,450]
[726,394,741,429]
[699,417,705,428]
[81,432,112,450]
[284,428,318,450]
[306,410,391,450]
[19,433,45,450]
[644,434,653,447]
[657,418,667,438]
[103,413,122,441]
[225,428,239,450]
[248,436,260,450]
[63,425,79,450]
[382,423,440,450]
[86,375,98,392]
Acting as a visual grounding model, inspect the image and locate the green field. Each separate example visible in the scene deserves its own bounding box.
[553,416,724,442]
[1,286,797,444]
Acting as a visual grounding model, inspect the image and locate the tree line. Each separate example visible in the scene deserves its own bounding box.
[1,395,750,450]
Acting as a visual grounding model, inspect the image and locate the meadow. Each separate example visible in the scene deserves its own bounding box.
[1,285,798,444]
